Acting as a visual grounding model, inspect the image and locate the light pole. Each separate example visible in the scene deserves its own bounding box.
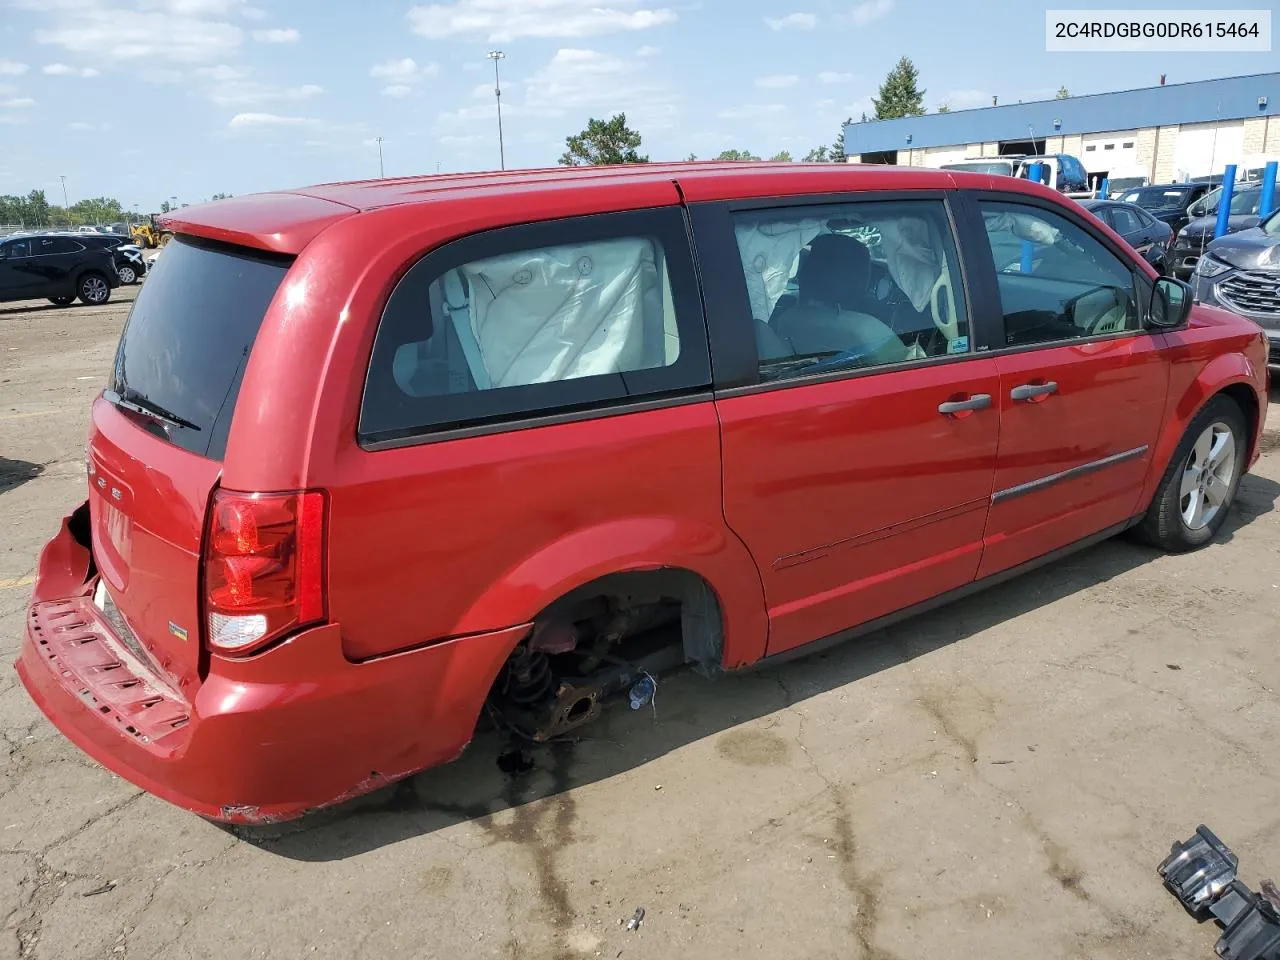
[375,136,385,178]
[59,175,68,207]
[488,50,506,170]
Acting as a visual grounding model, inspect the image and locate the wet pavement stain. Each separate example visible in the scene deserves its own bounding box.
[715,728,790,766]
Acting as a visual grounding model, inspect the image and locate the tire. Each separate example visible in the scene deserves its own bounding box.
[47,295,75,306]
[77,272,111,306]
[117,264,137,285]
[1132,395,1247,552]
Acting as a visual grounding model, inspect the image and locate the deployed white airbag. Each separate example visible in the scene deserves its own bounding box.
[735,217,825,320]
[983,210,1060,245]
[459,238,662,387]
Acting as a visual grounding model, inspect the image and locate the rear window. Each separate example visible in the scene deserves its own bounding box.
[108,237,290,459]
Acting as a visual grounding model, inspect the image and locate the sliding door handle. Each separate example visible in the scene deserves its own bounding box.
[1010,381,1058,402]
[938,393,992,415]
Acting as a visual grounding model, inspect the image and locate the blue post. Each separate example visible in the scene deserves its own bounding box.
[1260,162,1278,218]
[1099,177,1110,199]
[1214,165,1237,240]
[1018,161,1039,272]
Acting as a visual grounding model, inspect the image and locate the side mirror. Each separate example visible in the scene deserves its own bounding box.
[1147,276,1192,329]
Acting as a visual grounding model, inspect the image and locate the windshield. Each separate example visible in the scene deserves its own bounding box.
[1264,210,1280,237]
[942,161,1015,175]
[1226,185,1280,216]
[1121,187,1191,211]
[109,237,290,458]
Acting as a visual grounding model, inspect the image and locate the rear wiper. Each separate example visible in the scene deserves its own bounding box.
[104,388,200,432]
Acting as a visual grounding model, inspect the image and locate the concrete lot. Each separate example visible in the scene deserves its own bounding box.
[2,288,1279,960]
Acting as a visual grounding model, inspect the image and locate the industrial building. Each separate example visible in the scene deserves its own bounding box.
[842,72,1280,187]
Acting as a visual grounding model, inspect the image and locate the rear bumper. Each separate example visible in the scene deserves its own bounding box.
[15,509,530,823]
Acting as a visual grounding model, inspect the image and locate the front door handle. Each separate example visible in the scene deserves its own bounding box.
[938,393,992,415]
[1010,381,1058,402]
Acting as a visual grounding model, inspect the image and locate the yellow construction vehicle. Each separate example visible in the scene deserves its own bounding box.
[130,214,173,249]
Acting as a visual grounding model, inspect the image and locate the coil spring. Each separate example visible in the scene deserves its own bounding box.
[505,648,554,705]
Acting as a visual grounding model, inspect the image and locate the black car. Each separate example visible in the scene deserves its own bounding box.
[1168,182,1280,279]
[1078,199,1174,272]
[1116,182,1214,237]
[1192,209,1280,367]
[0,234,120,306]
[57,232,147,284]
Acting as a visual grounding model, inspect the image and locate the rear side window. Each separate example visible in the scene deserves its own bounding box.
[108,237,290,459]
[44,237,84,254]
[360,208,710,445]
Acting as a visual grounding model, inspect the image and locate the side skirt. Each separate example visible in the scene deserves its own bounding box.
[747,515,1142,671]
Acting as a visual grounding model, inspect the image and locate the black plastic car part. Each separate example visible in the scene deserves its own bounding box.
[1158,825,1280,960]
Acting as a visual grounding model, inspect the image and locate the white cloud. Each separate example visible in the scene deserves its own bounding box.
[408,0,677,42]
[940,88,987,109]
[0,60,29,76]
[195,63,247,80]
[756,74,798,89]
[241,5,267,18]
[524,48,676,124]
[440,133,484,145]
[252,27,299,43]
[382,84,412,98]
[35,11,244,63]
[369,57,438,80]
[764,12,815,30]
[851,0,893,25]
[717,103,787,120]
[43,63,99,77]
[228,112,318,127]
[462,61,482,71]
[1,97,36,108]
[209,80,323,105]
[636,45,659,56]
[68,120,94,130]
[819,71,854,84]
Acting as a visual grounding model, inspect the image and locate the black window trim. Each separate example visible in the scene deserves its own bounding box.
[954,189,1158,356]
[690,189,988,399]
[357,205,713,449]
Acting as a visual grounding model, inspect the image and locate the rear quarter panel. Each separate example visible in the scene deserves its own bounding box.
[220,182,769,669]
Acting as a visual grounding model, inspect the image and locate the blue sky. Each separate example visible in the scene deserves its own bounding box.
[0,0,1273,212]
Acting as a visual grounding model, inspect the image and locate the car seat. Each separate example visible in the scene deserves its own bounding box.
[773,234,907,366]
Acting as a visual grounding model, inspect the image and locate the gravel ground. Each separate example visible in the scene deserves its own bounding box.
[2,288,1279,960]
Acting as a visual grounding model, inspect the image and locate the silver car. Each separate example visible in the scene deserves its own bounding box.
[1192,208,1280,367]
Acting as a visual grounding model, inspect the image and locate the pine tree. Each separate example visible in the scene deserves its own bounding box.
[1056,86,1070,99]
[872,56,926,120]
[831,117,852,162]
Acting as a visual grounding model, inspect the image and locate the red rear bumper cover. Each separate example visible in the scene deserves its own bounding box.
[15,510,529,823]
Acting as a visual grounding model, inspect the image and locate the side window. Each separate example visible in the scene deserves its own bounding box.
[360,209,710,443]
[46,237,84,254]
[3,239,31,258]
[979,200,1139,347]
[1110,207,1142,234]
[731,199,970,383]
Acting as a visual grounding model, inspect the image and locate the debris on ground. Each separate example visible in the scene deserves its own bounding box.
[623,907,645,931]
[82,881,117,897]
[1158,824,1280,960]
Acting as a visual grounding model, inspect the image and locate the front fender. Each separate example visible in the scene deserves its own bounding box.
[1139,349,1262,510]
[452,516,769,669]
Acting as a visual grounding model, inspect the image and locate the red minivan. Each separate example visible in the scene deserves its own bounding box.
[15,163,1270,823]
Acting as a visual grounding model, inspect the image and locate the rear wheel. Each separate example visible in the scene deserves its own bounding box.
[77,273,111,306]
[117,264,137,284]
[1132,396,1247,551]
[48,295,75,306]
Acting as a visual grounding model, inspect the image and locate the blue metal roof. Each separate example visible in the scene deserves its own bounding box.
[843,72,1280,156]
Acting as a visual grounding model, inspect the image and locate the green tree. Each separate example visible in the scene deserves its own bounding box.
[831,117,852,162]
[936,103,951,113]
[159,200,172,214]
[210,192,233,200]
[802,146,831,163]
[559,113,648,166]
[715,149,761,161]
[683,153,697,162]
[872,56,926,119]
[1056,86,1070,99]
[769,150,793,162]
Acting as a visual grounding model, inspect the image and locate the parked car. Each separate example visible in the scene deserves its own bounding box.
[0,233,119,305]
[15,164,1268,824]
[1117,183,1215,238]
[1106,175,1149,198]
[1078,199,1174,272]
[63,232,147,284]
[1192,209,1280,367]
[942,154,1091,196]
[1169,182,1280,278]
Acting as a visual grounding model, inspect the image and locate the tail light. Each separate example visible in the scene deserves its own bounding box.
[202,489,326,654]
